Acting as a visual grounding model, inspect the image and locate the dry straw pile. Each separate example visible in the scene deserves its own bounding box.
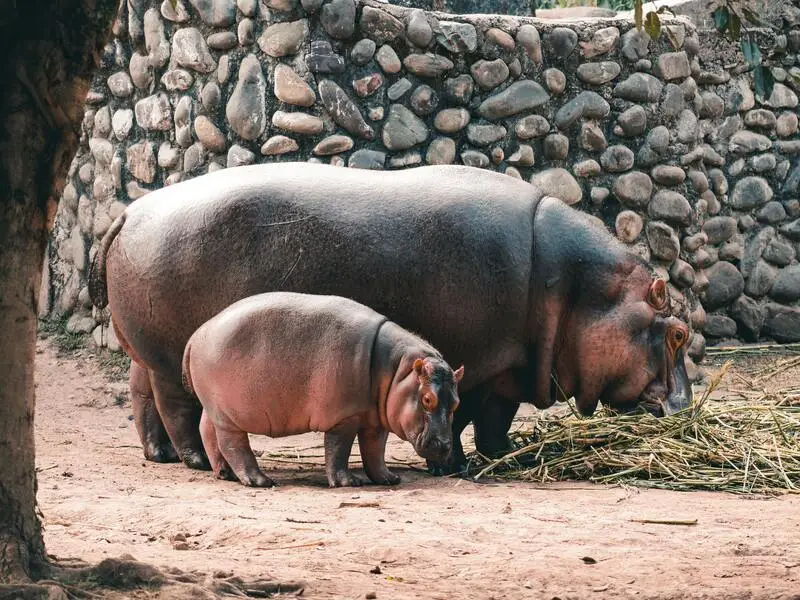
[471,359,800,494]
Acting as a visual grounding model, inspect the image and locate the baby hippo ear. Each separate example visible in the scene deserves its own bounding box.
[413,358,426,379]
[453,365,465,384]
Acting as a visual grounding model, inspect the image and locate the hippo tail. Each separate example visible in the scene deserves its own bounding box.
[88,212,126,309]
[181,340,196,397]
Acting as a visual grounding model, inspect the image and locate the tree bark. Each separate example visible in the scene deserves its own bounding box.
[0,0,118,584]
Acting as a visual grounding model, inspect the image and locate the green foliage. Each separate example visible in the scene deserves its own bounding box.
[38,317,85,355]
[633,0,778,99]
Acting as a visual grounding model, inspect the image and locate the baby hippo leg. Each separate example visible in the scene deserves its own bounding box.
[358,426,400,486]
[324,417,363,488]
[199,411,236,481]
[212,415,274,488]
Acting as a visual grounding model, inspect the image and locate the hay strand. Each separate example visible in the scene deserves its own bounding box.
[471,362,800,495]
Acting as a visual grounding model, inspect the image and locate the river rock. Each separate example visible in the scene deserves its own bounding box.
[261,135,299,155]
[580,122,607,151]
[612,171,652,208]
[613,73,662,102]
[770,265,800,302]
[313,134,354,156]
[271,110,324,134]
[126,141,156,183]
[554,91,610,130]
[508,144,534,167]
[433,108,470,133]
[646,221,680,261]
[545,27,578,59]
[306,40,345,74]
[543,134,568,160]
[227,144,255,167]
[580,26,619,58]
[107,72,134,97]
[318,79,374,140]
[351,39,376,64]
[649,190,692,226]
[403,53,454,78]
[426,137,456,165]
[383,104,428,150]
[516,25,542,65]
[516,115,549,139]
[615,210,643,243]
[321,0,356,39]
[187,0,236,26]
[376,45,401,73]
[406,10,432,48]
[600,145,634,172]
[729,130,772,154]
[654,51,690,81]
[172,27,216,72]
[194,116,226,152]
[135,93,172,130]
[360,6,403,44]
[478,81,549,121]
[258,19,308,57]
[544,68,566,95]
[702,216,737,245]
[616,105,647,136]
[703,261,744,309]
[467,124,507,146]
[729,176,773,209]
[437,21,477,53]
[746,260,778,298]
[226,55,266,140]
[576,61,621,85]
[348,149,386,169]
[274,64,315,107]
[111,109,134,141]
[530,168,581,205]
[410,85,438,116]
[651,165,685,186]
[471,59,509,90]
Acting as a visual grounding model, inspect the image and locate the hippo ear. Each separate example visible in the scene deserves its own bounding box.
[647,278,668,311]
[453,365,465,384]
[413,358,426,380]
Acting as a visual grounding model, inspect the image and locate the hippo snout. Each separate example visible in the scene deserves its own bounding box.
[417,435,452,462]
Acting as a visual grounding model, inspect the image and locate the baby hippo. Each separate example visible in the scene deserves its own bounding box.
[182,292,464,488]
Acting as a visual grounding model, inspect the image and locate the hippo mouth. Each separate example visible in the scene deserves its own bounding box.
[413,430,452,463]
[615,347,693,417]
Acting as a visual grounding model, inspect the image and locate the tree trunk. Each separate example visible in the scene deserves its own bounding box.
[0,0,118,584]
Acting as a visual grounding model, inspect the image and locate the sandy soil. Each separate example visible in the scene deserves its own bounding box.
[34,338,800,599]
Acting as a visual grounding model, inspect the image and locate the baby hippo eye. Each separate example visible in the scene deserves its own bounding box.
[421,393,438,412]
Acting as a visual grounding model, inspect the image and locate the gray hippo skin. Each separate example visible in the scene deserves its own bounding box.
[182,292,462,487]
[89,163,692,474]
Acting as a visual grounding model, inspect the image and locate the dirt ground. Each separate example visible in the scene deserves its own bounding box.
[33,337,800,600]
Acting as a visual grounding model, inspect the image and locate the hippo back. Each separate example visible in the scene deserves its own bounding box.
[106,163,542,390]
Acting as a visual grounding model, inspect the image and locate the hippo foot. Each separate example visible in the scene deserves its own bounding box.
[367,470,401,486]
[145,442,180,464]
[181,449,212,471]
[240,471,275,488]
[216,465,239,482]
[327,470,363,488]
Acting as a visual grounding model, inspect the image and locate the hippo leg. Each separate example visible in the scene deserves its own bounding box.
[357,427,400,486]
[213,423,275,488]
[148,371,211,471]
[129,363,179,463]
[473,395,519,459]
[324,418,363,488]
[199,410,237,481]
[425,387,481,476]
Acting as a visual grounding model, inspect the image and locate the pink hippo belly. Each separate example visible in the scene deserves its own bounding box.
[183,293,385,439]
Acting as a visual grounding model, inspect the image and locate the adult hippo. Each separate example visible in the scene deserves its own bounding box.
[89,163,692,474]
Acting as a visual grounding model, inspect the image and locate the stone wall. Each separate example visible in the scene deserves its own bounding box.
[45,0,800,369]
